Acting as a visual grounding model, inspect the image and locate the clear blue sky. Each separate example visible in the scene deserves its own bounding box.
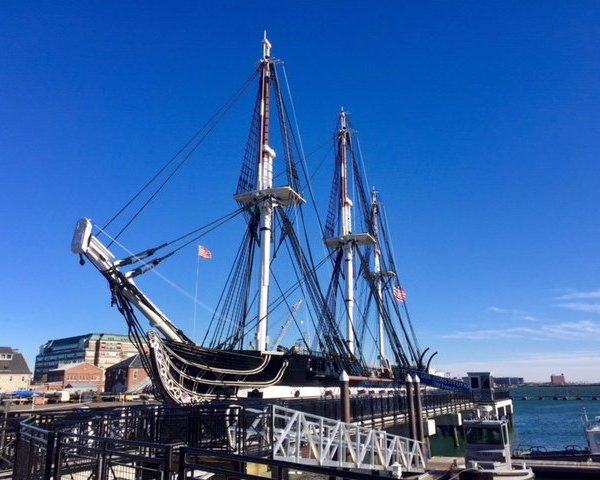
[2,1,600,383]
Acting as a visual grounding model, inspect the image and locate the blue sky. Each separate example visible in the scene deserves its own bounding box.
[2,1,600,383]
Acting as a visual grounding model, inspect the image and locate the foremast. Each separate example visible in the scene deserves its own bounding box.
[324,109,375,355]
[234,34,304,352]
[257,35,275,353]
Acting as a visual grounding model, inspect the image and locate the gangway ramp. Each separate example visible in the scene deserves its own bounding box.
[271,404,426,474]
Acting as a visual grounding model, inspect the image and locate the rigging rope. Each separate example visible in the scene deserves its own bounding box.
[378,199,421,357]
[104,71,259,245]
[281,64,330,247]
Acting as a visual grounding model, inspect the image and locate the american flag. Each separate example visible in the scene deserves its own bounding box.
[198,245,213,260]
[393,286,407,302]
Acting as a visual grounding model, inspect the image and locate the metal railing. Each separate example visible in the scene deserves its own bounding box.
[180,447,413,480]
[271,404,426,472]
[1,390,494,478]
[14,425,176,480]
[0,414,19,471]
[273,390,473,426]
[11,404,251,479]
[55,432,174,479]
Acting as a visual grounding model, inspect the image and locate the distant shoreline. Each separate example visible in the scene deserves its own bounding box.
[509,383,600,387]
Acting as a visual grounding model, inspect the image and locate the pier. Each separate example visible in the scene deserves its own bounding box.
[7,392,599,479]
[426,456,600,479]
[2,401,428,479]
[0,387,510,480]
[0,371,531,479]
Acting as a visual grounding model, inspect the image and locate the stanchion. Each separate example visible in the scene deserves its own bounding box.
[340,371,351,424]
[406,374,416,440]
[414,374,425,443]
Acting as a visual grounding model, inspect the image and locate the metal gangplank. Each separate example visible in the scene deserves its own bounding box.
[262,405,426,474]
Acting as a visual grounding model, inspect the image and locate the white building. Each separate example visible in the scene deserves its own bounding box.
[0,347,32,393]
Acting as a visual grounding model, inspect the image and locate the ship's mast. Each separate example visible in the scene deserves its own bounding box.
[256,34,275,352]
[234,34,304,352]
[339,111,357,354]
[325,109,375,356]
[371,189,386,363]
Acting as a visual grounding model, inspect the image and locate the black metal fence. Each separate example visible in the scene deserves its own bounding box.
[10,404,253,479]
[14,426,176,479]
[1,389,494,479]
[272,390,474,427]
[0,413,20,471]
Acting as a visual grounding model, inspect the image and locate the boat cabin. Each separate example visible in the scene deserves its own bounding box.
[584,415,600,455]
[463,417,534,480]
[464,418,513,470]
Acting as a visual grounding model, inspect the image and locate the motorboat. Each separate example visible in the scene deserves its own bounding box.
[461,406,534,479]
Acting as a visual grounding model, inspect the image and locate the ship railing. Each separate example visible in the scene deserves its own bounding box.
[270,404,426,473]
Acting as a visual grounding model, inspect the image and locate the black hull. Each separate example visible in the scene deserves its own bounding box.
[146,332,392,403]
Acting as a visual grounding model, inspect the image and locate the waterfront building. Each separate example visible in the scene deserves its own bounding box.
[0,347,32,392]
[551,373,566,385]
[46,361,104,391]
[494,376,524,386]
[104,354,149,393]
[34,333,138,381]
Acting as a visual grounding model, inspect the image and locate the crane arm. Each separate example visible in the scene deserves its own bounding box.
[270,299,303,349]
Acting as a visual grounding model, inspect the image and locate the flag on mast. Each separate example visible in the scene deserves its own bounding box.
[198,245,213,260]
[393,286,407,302]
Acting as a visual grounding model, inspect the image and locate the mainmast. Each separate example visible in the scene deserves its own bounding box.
[234,34,304,352]
[370,189,395,365]
[325,109,375,355]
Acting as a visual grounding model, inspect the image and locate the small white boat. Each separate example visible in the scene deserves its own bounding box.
[461,406,534,480]
[583,410,600,456]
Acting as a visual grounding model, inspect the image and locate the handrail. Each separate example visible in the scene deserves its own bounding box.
[270,404,426,472]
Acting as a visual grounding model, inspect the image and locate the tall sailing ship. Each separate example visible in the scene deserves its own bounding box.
[71,36,444,404]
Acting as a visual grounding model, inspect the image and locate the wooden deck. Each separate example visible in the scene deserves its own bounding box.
[426,455,600,479]
[516,457,600,477]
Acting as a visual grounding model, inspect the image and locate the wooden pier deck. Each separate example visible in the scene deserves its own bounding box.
[426,455,600,479]
[517,457,600,477]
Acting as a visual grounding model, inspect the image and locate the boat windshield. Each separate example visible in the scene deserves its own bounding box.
[465,426,504,446]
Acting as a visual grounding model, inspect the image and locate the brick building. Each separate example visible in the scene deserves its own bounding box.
[104,355,149,393]
[34,333,138,381]
[46,362,104,391]
[551,373,566,386]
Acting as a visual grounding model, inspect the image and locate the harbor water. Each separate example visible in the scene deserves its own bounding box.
[430,385,600,479]
[511,385,600,451]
